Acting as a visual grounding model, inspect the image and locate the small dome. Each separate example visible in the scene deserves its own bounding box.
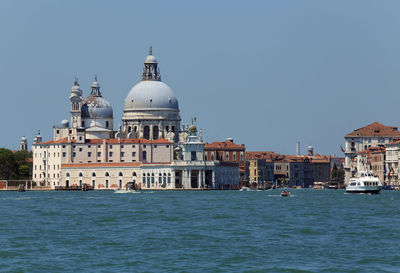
[124,81,178,110]
[189,124,197,133]
[61,119,69,127]
[82,96,113,119]
[70,81,82,97]
[91,80,100,88]
[21,136,27,141]
[145,55,157,64]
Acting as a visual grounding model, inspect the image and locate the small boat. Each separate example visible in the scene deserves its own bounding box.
[346,171,382,194]
[18,184,25,192]
[239,187,251,191]
[281,190,290,197]
[114,188,136,194]
[313,182,324,190]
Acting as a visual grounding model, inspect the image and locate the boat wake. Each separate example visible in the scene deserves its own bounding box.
[114,190,140,194]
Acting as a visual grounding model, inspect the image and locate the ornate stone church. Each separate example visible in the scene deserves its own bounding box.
[31,48,239,190]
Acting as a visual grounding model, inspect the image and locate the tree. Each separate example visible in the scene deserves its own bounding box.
[331,163,344,184]
[0,148,18,179]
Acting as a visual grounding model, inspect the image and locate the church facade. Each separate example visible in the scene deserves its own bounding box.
[32,48,239,190]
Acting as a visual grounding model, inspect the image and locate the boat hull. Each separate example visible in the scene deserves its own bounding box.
[345,186,382,194]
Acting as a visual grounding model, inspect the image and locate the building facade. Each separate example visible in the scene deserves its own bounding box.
[344,122,400,184]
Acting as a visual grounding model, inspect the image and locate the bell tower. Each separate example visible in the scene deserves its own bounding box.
[70,78,83,128]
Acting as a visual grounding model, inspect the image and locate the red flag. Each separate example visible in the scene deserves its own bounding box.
[340,145,345,153]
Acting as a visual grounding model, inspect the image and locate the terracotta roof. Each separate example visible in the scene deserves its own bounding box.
[346,122,400,137]
[356,146,385,156]
[246,151,277,160]
[204,141,245,150]
[37,138,172,145]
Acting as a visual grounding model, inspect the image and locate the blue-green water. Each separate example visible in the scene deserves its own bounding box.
[1,189,400,272]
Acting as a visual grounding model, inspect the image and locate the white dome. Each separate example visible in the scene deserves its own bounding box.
[145,55,157,64]
[61,119,69,127]
[70,84,82,97]
[124,81,179,110]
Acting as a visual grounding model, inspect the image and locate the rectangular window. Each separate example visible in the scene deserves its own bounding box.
[73,152,76,157]
[166,145,169,148]
[97,152,101,157]
[88,152,92,157]
[62,152,66,157]
[143,145,146,148]
[121,152,125,157]
[191,151,197,161]
[154,145,157,148]
[79,148,82,152]
[109,145,113,149]
[88,145,91,148]
[132,145,135,148]
[132,152,136,157]
[109,152,113,157]
[121,145,124,148]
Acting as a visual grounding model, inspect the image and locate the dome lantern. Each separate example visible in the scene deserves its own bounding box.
[142,46,161,81]
[90,75,101,96]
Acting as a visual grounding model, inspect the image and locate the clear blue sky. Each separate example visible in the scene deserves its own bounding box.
[1,0,400,155]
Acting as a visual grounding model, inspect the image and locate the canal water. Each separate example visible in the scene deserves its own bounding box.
[1,189,400,272]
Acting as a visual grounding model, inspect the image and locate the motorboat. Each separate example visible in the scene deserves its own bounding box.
[281,190,290,197]
[239,187,251,191]
[313,182,324,190]
[346,171,382,194]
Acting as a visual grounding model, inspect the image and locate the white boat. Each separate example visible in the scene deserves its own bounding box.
[114,188,136,194]
[346,171,382,194]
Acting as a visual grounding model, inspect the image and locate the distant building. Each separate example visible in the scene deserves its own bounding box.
[385,140,400,185]
[246,150,330,188]
[204,139,245,184]
[247,158,274,184]
[344,122,400,184]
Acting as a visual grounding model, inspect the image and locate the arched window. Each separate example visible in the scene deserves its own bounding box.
[153,126,159,140]
[79,172,83,177]
[143,126,150,140]
[66,172,70,177]
[211,153,214,160]
[119,172,123,177]
[142,151,147,160]
[92,172,96,177]
[105,172,109,177]
[133,172,137,176]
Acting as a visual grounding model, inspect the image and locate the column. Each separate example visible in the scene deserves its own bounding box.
[198,170,202,188]
[187,170,191,189]
[212,170,216,189]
